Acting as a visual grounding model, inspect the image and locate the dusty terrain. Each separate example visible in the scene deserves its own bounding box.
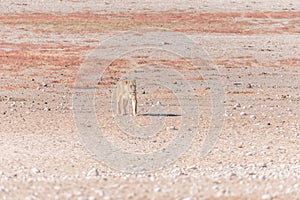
[0,0,300,199]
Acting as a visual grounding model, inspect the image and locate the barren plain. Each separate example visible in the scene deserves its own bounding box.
[0,0,300,199]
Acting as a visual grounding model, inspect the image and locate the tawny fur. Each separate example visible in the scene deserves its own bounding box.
[116,79,137,116]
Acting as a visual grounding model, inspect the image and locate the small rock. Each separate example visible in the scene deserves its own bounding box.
[54,185,61,190]
[250,115,256,119]
[240,112,247,116]
[31,168,41,174]
[187,164,198,170]
[154,187,161,192]
[230,173,237,178]
[171,167,184,176]
[261,194,272,200]
[233,103,241,109]
[95,190,105,197]
[216,189,226,197]
[233,82,242,86]
[149,176,155,181]
[259,175,266,180]
[166,126,176,131]
[246,83,253,88]
[278,146,286,151]
[87,168,99,177]
[156,101,161,106]
[261,163,267,168]
[245,152,255,156]
[88,196,96,200]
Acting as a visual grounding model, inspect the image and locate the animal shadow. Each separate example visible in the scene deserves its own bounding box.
[140,113,181,117]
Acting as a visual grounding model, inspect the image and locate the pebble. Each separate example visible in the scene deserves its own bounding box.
[171,167,183,176]
[258,175,266,180]
[149,176,155,181]
[95,190,105,197]
[246,83,253,88]
[245,152,255,156]
[261,194,272,200]
[234,103,241,109]
[31,168,41,174]
[250,115,256,119]
[166,126,176,131]
[216,189,226,197]
[240,112,247,116]
[230,173,237,178]
[260,163,267,168]
[87,168,99,177]
[233,82,242,86]
[154,187,161,192]
[54,185,61,190]
[156,101,161,106]
[88,196,96,200]
[187,164,198,170]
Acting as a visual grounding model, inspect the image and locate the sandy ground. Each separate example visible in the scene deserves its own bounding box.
[0,0,300,199]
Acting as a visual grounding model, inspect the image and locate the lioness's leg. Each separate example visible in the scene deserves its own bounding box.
[132,96,137,116]
[122,98,128,115]
[117,96,122,115]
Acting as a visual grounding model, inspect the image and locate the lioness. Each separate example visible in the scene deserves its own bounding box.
[116,79,137,116]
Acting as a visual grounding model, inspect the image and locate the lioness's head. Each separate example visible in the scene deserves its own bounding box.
[124,80,136,94]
